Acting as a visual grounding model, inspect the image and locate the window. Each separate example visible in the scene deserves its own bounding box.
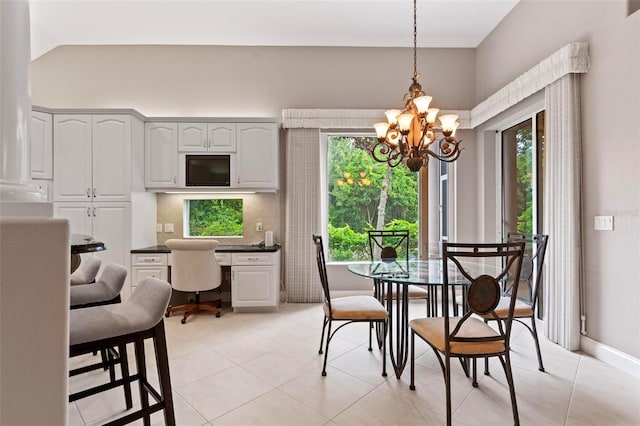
[184,198,243,237]
[325,134,419,262]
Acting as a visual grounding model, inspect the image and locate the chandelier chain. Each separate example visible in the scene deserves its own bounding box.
[370,0,463,172]
[413,0,417,79]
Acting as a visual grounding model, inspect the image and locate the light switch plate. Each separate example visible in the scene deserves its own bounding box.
[594,216,614,231]
[156,223,163,232]
[164,223,174,233]
[256,222,263,232]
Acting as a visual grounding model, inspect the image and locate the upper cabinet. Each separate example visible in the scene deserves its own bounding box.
[53,114,132,202]
[236,123,279,190]
[178,122,236,152]
[145,122,178,188]
[31,111,53,180]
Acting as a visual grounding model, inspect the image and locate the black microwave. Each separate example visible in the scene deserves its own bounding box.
[185,155,231,186]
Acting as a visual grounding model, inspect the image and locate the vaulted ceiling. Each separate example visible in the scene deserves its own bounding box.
[30,0,519,59]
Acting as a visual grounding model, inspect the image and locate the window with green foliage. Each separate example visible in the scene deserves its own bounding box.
[326,135,419,262]
[185,199,243,237]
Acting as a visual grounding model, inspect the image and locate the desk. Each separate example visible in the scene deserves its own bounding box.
[70,234,105,272]
[131,244,281,310]
[348,259,496,379]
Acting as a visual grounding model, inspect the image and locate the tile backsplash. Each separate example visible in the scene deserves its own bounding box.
[156,193,281,246]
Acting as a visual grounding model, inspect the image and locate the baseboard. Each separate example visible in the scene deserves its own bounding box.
[580,336,640,380]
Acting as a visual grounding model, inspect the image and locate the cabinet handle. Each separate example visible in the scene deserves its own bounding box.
[173,176,176,183]
[87,207,91,217]
[92,187,96,198]
[92,207,96,217]
[247,257,260,262]
[87,188,91,198]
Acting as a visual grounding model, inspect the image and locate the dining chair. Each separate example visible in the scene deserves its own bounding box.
[367,230,430,315]
[165,239,222,324]
[409,241,525,426]
[483,232,549,373]
[313,234,388,377]
[69,254,102,286]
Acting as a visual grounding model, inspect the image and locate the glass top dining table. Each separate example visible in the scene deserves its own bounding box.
[347,259,498,379]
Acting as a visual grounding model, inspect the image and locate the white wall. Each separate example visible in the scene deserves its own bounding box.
[474,0,640,359]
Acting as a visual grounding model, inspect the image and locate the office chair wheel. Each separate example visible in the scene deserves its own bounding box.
[216,312,221,318]
[165,312,170,318]
[180,318,186,324]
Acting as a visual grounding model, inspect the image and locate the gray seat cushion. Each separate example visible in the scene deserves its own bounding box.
[70,263,127,307]
[70,277,172,346]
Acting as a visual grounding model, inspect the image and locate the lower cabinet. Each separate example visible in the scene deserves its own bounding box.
[55,202,132,294]
[130,253,168,291]
[231,252,280,309]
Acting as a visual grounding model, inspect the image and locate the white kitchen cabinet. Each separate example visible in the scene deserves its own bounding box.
[145,122,178,188]
[55,202,132,295]
[31,111,53,179]
[53,114,131,202]
[130,253,169,290]
[178,122,236,153]
[231,252,280,309]
[236,123,278,190]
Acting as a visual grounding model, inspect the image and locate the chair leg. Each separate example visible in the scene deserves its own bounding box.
[134,339,150,426]
[530,317,545,372]
[368,321,373,351]
[472,358,478,387]
[500,353,520,426]
[318,317,328,355]
[381,320,387,377]
[118,343,133,410]
[154,322,176,426]
[409,329,416,390]
[321,320,332,376]
[484,356,490,376]
[445,355,452,426]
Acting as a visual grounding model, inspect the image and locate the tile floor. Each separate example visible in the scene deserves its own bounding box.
[68,301,640,425]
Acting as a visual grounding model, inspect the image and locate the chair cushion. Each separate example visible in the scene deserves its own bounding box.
[485,296,534,319]
[382,284,429,299]
[70,277,172,346]
[410,317,505,356]
[325,296,388,321]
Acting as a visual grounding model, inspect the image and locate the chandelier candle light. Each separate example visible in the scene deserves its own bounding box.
[371,0,462,172]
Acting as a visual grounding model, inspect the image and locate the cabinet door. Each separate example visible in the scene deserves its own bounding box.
[92,203,132,295]
[145,122,178,188]
[236,123,278,189]
[231,265,278,307]
[207,123,236,152]
[54,202,93,236]
[92,115,131,201]
[178,123,207,152]
[53,115,93,201]
[131,266,168,290]
[31,111,53,179]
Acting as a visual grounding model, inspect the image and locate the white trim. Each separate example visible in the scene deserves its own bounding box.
[282,109,471,129]
[580,336,640,381]
[471,42,589,128]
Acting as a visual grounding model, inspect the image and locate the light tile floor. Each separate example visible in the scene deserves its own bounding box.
[69,302,640,425]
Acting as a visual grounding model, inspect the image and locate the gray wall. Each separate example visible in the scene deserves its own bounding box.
[475,0,640,358]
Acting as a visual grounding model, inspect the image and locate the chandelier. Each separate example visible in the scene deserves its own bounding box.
[370,0,462,172]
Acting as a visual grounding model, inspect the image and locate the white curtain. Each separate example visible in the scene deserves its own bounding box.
[285,128,323,303]
[543,73,583,351]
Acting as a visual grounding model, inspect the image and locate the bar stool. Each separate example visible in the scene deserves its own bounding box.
[69,277,175,425]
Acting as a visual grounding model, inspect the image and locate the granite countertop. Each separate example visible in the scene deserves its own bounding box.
[131,244,281,253]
